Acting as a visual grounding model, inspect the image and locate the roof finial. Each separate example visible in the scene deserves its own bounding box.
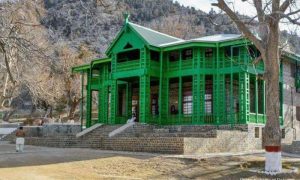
[123,12,130,24]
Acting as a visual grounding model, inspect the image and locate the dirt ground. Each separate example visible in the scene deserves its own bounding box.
[0,144,300,180]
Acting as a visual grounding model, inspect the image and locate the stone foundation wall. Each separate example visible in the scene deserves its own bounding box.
[184,129,262,154]
[282,141,300,153]
[7,124,264,154]
[3,124,81,142]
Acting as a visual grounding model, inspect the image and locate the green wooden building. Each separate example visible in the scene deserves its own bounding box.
[73,16,300,128]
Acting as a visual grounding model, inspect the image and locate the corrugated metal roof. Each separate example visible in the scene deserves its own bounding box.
[192,34,243,42]
[128,22,182,46]
[159,34,243,47]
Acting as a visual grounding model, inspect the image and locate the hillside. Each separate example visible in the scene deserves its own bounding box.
[42,0,300,56]
[41,0,240,58]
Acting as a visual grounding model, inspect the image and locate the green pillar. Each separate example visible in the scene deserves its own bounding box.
[192,47,201,124]
[80,72,84,130]
[164,78,170,125]
[263,80,266,123]
[86,69,92,128]
[255,76,258,123]
[98,65,109,124]
[238,72,250,124]
[159,51,169,125]
[127,83,132,119]
[230,72,234,125]
[280,82,283,125]
[110,79,117,124]
[139,75,150,123]
[178,76,182,123]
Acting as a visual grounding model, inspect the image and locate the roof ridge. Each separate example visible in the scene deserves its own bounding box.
[128,22,183,41]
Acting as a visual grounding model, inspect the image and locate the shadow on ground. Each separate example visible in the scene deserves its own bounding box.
[0,144,154,168]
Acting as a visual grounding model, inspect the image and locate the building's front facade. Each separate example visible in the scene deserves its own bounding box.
[73,17,300,131]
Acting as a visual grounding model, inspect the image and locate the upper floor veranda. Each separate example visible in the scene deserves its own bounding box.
[106,19,265,79]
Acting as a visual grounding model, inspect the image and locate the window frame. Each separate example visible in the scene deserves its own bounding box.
[169,51,180,62]
[182,49,193,61]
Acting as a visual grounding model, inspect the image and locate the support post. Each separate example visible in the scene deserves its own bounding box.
[80,72,84,130]
[139,75,150,123]
[127,82,132,119]
[255,76,258,123]
[159,50,163,124]
[110,79,117,124]
[263,80,266,123]
[86,69,92,128]
[178,76,182,123]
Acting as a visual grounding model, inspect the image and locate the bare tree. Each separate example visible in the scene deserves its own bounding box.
[30,43,95,120]
[212,0,300,173]
[0,0,52,121]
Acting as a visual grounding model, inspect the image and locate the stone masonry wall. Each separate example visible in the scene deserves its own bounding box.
[184,125,262,154]
[6,124,264,154]
[282,60,300,145]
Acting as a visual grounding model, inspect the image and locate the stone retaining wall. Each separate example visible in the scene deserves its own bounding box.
[6,124,264,154]
[282,141,300,153]
[3,124,81,142]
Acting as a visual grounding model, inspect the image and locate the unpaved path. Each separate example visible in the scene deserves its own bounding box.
[0,144,299,179]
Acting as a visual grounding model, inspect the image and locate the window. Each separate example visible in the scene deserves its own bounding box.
[225,47,240,57]
[150,50,160,62]
[183,91,192,115]
[255,127,260,138]
[92,91,99,120]
[169,78,179,115]
[282,129,285,139]
[205,76,213,114]
[249,77,255,113]
[182,49,193,60]
[297,107,300,121]
[205,48,213,58]
[257,80,264,114]
[169,51,180,62]
[92,69,99,77]
[182,77,192,115]
[117,49,140,62]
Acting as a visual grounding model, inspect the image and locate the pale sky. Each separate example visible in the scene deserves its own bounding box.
[173,0,300,34]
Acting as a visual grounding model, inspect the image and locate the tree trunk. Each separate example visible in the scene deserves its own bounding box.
[2,110,15,122]
[67,100,80,120]
[263,23,282,173]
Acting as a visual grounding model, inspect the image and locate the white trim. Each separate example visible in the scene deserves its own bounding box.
[76,123,103,138]
[128,22,183,41]
[108,122,135,138]
[265,151,282,174]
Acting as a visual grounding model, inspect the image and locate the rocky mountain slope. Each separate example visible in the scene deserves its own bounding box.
[41,0,242,58]
[42,0,300,56]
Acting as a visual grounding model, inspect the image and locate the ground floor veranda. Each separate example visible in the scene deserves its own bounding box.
[82,71,283,128]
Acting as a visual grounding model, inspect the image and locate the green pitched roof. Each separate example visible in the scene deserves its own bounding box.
[128,22,182,46]
[72,57,111,73]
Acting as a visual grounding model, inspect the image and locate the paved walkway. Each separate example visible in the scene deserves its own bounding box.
[1,143,300,168]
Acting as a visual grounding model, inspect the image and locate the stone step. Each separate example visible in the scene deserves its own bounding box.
[0,140,10,144]
[118,131,216,138]
[0,123,19,128]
